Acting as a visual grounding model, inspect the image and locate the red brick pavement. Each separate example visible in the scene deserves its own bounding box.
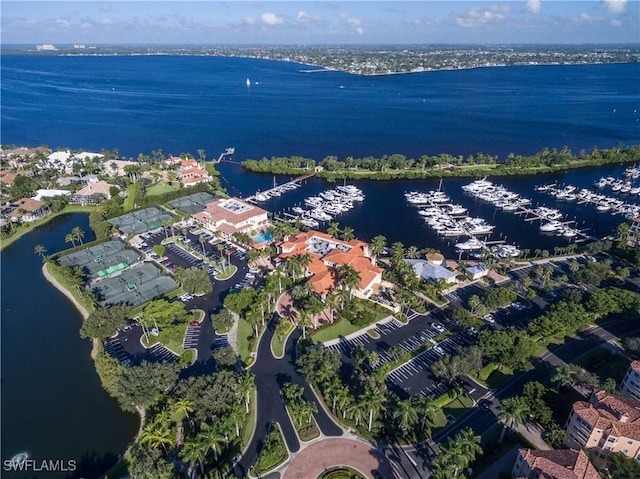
[282,438,400,479]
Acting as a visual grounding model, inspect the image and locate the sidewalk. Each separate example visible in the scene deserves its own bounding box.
[323,315,397,347]
[516,422,551,450]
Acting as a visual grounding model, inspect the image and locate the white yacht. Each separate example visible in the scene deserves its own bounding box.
[540,220,563,232]
[455,238,485,251]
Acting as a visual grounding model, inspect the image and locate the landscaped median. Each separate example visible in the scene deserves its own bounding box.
[271,319,294,359]
[250,422,289,477]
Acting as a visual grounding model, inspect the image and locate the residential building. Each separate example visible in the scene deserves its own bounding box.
[565,390,640,465]
[33,189,71,201]
[103,159,140,177]
[511,448,600,479]
[276,230,383,298]
[43,150,103,173]
[71,180,114,205]
[166,156,211,187]
[7,198,50,222]
[621,361,640,401]
[193,197,268,239]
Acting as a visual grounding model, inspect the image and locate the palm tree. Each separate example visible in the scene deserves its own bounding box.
[140,422,174,454]
[360,388,385,432]
[327,222,341,238]
[393,398,418,435]
[198,235,206,255]
[174,397,194,422]
[180,437,207,479]
[65,233,76,248]
[406,245,420,259]
[337,264,361,300]
[324,293,341,323]
[238,370,255,414]
[299,400,318,427]
[499,396,529,443]
[335,385,352,419]
[226,402,244,437]
[347,400,367,427]
[33,244,47,261]
[370,234,387,258]
[200,422,224,461]
[71,226,85,245]
[216,243,226,269]
[412,394,438,436]
[340,226,355,242]
[551,364,576,391]
[297,308,313,339]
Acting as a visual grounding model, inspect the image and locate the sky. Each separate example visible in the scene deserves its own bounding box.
[2,1,639,45]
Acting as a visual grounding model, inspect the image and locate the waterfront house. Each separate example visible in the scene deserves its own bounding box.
[565,390,640,465]
[621,360,640,401]
[405,259,457,284]
[165,156,212,187]
[511,448,600,479]
[193,197,268,239]
[71,180,114,205]
[8,198,50,222]
[33,189,72,201]
[275,230,383,298]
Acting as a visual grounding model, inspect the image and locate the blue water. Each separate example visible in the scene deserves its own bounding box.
[252,230,273,243]
[1,56,638,161]
[1,54,640,476]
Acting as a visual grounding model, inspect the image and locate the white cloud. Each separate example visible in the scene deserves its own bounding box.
[297,11,321,23]
[455,5,512,28]
[525,0,541,14]
[260,12,283,26]
[570,12,594,24]
[356,27,364,35]
[602,0,627,13]
[610,19,623,26]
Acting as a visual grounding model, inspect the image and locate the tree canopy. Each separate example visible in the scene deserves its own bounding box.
[80,304,131,339]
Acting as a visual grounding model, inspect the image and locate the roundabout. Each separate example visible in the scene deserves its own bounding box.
[282,438,399,479]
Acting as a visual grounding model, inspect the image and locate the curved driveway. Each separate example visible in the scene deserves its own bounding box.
[283,438,399,479]
[234,319,343,477]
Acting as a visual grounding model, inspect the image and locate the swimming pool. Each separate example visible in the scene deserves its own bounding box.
[252,231,273,243]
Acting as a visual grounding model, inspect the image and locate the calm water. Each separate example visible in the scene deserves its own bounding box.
[1,56,638,160]
[1,214,138,479]
[1,55,639,474]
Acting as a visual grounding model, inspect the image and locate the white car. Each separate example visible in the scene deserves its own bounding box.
[430,322,445,333]
[483,314,496,324]
[433,345,445,356]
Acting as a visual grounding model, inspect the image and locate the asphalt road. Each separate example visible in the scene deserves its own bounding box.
[234,320,343,478]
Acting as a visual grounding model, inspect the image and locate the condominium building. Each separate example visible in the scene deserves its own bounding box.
[565,390,640,465]
[621,360,640,401]
[511,448,600,479]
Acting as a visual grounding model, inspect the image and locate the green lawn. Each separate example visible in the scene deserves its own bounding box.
[442,393,474,421]
[237,318,254,364]
[576,347,630,384]
[147,183,177,196]
[271,321,293,358]
[124,183,136,211]
[310,317,367,344]
[215,265,238,281]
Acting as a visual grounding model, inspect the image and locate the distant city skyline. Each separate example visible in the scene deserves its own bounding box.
[2,1,639,45]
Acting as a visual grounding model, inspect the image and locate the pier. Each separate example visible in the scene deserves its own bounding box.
[212,147,235,164]
[245,173,315,203]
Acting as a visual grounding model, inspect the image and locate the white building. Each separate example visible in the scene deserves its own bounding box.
[621,360,640,401]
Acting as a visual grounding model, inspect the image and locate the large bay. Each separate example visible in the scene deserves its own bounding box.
[1,54,639,476]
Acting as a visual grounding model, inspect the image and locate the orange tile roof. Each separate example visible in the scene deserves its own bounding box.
[9,198,45,216]
[572,391,640,442]
[630,360,640,375]
[276,230,382,295]
[518,448,600,479]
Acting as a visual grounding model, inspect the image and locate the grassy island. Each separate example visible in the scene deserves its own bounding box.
[242,144,640,180]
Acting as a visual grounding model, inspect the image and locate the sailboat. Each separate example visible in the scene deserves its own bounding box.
[246,78,251,87]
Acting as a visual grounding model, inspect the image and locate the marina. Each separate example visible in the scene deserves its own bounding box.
[285,184,365,228]
[404,187,520,258]
[537,182,640,219]
[245,173,315,203]
[463,179,586,240]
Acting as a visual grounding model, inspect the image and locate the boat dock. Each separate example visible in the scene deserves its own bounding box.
[536,183,640,218]
[245,173,315,203]
[213,147,235,164]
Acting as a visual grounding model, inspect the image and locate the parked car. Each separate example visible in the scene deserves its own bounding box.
[433,345,445,356]
[430,322,445,333]
[482,314,495,324]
